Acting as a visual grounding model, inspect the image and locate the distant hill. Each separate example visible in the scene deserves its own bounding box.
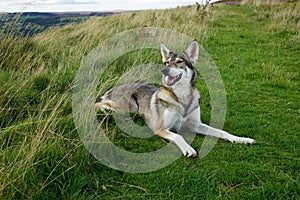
[0,11,118,37]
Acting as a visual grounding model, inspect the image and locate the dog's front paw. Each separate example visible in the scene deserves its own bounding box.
[170,134,197,158]
[183,146,197,158]
[234,137,256,144]
[243,137,256,144]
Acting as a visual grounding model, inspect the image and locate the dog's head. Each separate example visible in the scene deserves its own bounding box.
[160,40,199,88]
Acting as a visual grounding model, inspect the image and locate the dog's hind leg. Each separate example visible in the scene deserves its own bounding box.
[195,123,256,144]
[95,94,138,112]
[155,128,197,157]
[95,100,116,111]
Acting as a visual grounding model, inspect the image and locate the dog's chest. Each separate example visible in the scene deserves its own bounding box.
[152,87,200,131]
[163,98,199,131]
[177,89,200,117]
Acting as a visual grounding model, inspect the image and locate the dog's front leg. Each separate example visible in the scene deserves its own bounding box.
[155,128,197,157]
[196,123,256,144]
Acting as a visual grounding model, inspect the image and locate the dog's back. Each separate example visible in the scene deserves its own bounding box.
[96,82,158,116]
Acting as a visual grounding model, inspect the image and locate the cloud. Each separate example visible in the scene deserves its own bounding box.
[57,0,97,4]
[0,0,197,12]
[1,0,194,6]
[0,0,97,5]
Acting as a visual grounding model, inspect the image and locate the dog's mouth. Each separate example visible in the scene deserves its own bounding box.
[164,73,182,86]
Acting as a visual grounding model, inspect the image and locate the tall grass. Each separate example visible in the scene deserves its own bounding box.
[0,1,299,199]
[0,6,210,199]
[241,0,300,41]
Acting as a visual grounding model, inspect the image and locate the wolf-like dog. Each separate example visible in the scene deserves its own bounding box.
[95,40,256,157]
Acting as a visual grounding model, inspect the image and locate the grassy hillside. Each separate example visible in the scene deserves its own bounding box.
[0,1,299,199]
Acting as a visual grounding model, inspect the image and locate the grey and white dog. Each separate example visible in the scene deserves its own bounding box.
[96,40,256,157]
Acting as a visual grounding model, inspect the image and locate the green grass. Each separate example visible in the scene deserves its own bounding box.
[1,1,299,199]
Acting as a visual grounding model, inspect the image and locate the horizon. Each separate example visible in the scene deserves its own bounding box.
[0,0,222,13]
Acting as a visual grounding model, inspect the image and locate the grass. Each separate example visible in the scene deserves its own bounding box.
[0,1,299,199]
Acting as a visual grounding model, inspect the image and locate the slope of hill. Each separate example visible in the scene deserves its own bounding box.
[0,1,299,199]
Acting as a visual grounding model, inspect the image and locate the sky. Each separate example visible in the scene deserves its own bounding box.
[0,0,209,13]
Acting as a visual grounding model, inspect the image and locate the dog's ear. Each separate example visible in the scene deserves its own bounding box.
[185,40,199,65]
[160,43,170,63]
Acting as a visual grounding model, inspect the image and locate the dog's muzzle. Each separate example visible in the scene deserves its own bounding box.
[162,67,182,86]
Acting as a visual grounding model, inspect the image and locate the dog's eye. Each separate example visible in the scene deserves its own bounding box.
[164,60,170,65]
[176,60,184,64]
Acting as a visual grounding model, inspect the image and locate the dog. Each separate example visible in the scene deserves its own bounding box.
[95,40,256,157]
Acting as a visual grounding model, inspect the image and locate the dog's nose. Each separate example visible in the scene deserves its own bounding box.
[162,67,169,76]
